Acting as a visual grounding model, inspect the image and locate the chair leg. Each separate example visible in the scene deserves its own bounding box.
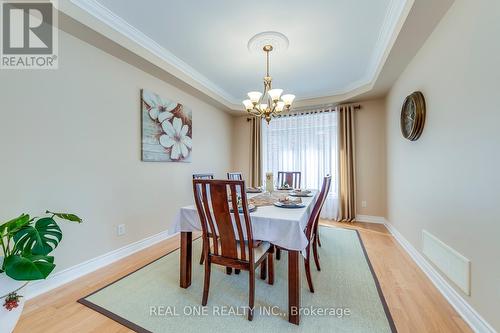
[248,269,255,321]
[304,247,314,293]
[316,232,322,247]
[226,267,232,275]
[202,258,211,306]
[267,253,274,285]
[313,235,321,271]
[276,248,281,260]
[260,258,267,280]
[235,269,240,274]
[199,240,205,265]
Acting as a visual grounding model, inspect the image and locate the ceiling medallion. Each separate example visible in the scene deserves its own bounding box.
[247,31,289,53]
[243,32,295,124]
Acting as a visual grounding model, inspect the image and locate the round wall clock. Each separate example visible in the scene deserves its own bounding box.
[400,91,426,141]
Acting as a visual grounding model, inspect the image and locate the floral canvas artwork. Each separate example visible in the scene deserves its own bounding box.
[141,89,192,162]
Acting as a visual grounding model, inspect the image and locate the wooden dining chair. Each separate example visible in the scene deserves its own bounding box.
[273,175,331,293]
[303,175,331,292]
[192,179,274,321]
[277,171,301,189]
[227,172,243,180]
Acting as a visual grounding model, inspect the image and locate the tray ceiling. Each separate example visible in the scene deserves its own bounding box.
[72,0,411,108]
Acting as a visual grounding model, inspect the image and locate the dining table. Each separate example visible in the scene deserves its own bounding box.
[171,190,319,325]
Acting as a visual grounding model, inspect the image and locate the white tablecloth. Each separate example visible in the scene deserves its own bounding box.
[171,191,318,252]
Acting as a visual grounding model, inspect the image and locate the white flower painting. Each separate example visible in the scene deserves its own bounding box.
[141,89,192,162]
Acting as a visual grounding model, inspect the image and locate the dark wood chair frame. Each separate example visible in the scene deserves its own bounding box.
[192,173,214,180]
[192,179,274,321]
[227,172,243,180]
[274,175,331,293]
[193,173,214,266]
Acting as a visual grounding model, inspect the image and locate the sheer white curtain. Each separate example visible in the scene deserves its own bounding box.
[262,111,338,219]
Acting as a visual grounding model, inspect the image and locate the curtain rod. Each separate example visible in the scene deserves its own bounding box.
[274,103,361,118]
[246,103,361,121]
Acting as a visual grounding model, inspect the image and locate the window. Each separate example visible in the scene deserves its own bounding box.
[262,111,338,218]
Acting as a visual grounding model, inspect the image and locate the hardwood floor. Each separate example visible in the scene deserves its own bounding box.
[15,221,472,333]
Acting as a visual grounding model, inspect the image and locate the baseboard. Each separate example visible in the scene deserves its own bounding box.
[25,229,173,300]
[384,222,496,333]
[355,215,387,224]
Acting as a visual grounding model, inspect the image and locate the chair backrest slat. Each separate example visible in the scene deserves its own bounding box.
[209,182,239,259]
[200,182,219,255]
[277,171,301,189]
[193,179,254,263]
[229,185,247,260]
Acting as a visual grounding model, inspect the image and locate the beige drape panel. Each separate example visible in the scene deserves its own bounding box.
[250,117,262,187]
[337,105,356,222]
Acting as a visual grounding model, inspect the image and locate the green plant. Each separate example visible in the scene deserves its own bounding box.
[0,211,82,281]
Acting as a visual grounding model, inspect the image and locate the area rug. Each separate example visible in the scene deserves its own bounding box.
[79,227,396,333]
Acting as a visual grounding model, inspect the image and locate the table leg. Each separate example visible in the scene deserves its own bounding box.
[180,231,192,288]
[288,250,300,325]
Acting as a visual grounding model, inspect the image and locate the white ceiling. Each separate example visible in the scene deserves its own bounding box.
[74,0,409,107]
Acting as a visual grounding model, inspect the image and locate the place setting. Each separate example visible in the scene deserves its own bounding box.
[246,186,263,193]
[289,189,313,197]
[273,196,305,209]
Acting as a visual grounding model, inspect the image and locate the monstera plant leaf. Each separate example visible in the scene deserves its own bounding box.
[46,211,83,223]
[0,214,31,238]
[13,217,62,256]
[4,253,55,280]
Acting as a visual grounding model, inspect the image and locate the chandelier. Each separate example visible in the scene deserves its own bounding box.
[242,44,295,124]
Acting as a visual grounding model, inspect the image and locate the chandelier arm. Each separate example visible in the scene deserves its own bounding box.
[248,109,260,116]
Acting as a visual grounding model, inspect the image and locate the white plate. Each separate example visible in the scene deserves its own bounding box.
[292,189,311,194]
[273,202,305,209]
[289,192,313,197]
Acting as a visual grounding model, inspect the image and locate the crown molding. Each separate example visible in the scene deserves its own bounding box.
[70,0,238,105]
[292,0,413,103]
[69,0,413,110]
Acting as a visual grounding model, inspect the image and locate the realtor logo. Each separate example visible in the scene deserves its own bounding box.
[1,0,58,69]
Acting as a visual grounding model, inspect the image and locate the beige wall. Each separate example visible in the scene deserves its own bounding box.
[355,99,387,217]
[231,116,252,182]
[386,0,500,330]
[0,30,232,272]
[231,99,387,218]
